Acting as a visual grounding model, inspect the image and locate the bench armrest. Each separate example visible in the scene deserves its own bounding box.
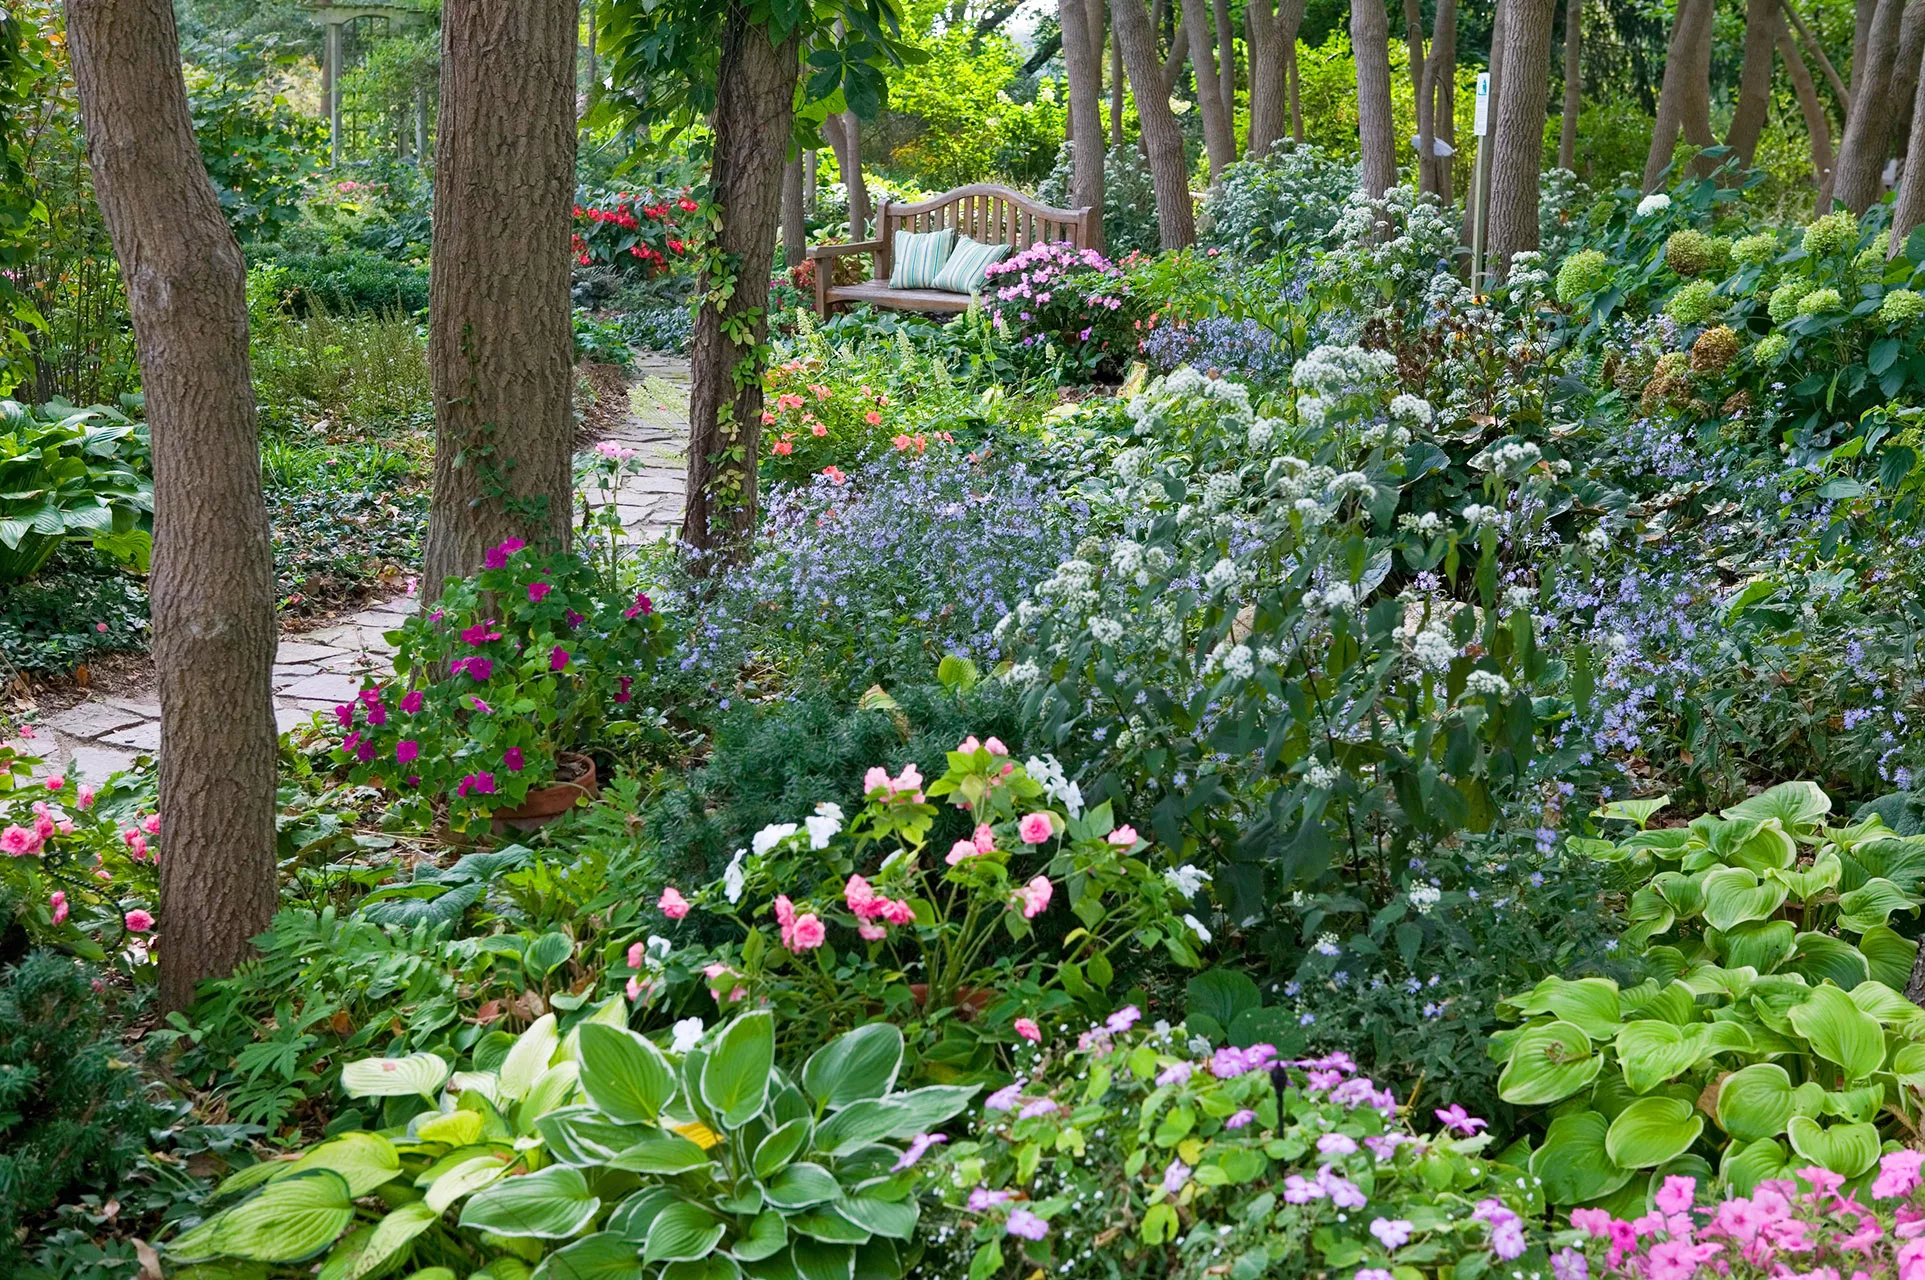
[807,239,884,260]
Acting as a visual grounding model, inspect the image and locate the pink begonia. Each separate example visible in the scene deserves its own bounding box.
[1017,812,1054,844]
[143,813,160,836]
[1014,1017,1041,1042]
[789,913,826,950]
[76,786,96,809]
[627,941,647,969]
[845,875,878,914]
[946,838,981,865]
[49,891,68,925]
[44,775,64,791]
[1019,875,1052,918]
[124,908,154,933]
[1108,824,1139,846]
[124,831,148,860]
[658,887,691,919]
[880,899,914,925]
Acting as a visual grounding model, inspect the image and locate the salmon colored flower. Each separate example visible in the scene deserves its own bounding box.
[658,886,691,919]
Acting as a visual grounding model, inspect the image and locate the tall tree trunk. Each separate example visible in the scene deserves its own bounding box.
[823,112,869,240]
[1247,0,1283,155]
[1889,0,1925,161]
[1181,0,1236,178]
[682,6,799,555]
[1487,0,1555,268]
[1680,0,1717,173]
[1558,0,1581,169]
[1430,0,1456,201]
[1288,37,1304,139]
[1402,0,1427,185]
[1115,0,1197,246]
[1784,0,1852,107]
[1642,0,1713,189]
[583,0,600,110]
[1891,40,1925,245]
[1111,24,1126,140]
[1836,0,1907,209]
[1213,0,1238,130]
[424,0,576,593]
[1778,22,1838,203]
[1727,0,1780,166]
[1352,0,1398,195]
[1062,0,1108,238]
[1161,17,1191,92]
[782,150,805,269]
[1855,0,1877,89]
[64,0,278,1014]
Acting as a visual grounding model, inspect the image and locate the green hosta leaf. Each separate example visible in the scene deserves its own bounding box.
[1604,1096,1703,1168]
[524,932,575,978]
[1788,984,1886,1080]
[425,1153,513,1214]
[530,1232,643,1280]
[1528,1111,1630,1204]
[1700,867,1789,932]
[1859,925,1918,989]
[169,1171,356,1264]
[459,1166,601,1239]
[520,1061,583,1131]
[703,1012,776,1130]
[608,1189,678,1244]
[538,1107,652,1167]
[346,1202,438,1280]
[790,1240,856,1280]
[1614,1022,1700,1094]
[835,1196,918,1240]
[1724,781,1832,830]
[1497,1021,1603,1105]
[642,1203,727,1266]
[734,1210,790,1262]
[814,1099,906,1156]
[608,1134,713,1174]
[1716,1063,1796,1143]
[1509,977,1622,1039]
[1786,1116,1881,1177]
[341,1053,451,1101]
[279,1133,403,1197]
[1650,873,1706,922]
[500,1014,562,1102]
[764,1162,843,1209]
[790,1208,872,1244]
[1597,795,1671,827]
[754,1117,813,1180]
[1821,1084,1886,1123]
[1767,854,1843,903]
[802,1023,904,1112]
[874,1085,977,1136]
[1838,877,1921,932]
[1787,934,1872,991]
[1717,920,1797,972]
[577,1024,677,1124]
[663,1258,744,1280]
[1850,980,1925,1030]
[1722,1137,1794,1196]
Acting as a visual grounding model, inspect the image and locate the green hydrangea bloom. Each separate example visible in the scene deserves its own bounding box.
[1767,282,1812,324]
[1690,325,1740,372]
[1801,211,1859,258]
[1752,333,1790,364]
[1731,233,1780,268]
[1664,278,1720,326]
[1664,230,1717,277]
[1555,249,1611,305]
[1854,231,1893,272]
[1881,288,1925,324]
[1796,287,1843,315]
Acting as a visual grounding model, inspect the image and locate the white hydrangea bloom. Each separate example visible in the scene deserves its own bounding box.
[1636,192,1672,217]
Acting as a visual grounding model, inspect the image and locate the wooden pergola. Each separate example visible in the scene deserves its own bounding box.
[309,2,432,165]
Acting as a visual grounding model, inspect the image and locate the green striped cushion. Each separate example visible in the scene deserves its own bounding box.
[932,236,1012,295]
[888,228,956,289]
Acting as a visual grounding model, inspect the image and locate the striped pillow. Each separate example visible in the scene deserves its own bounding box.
[932,236,1012,295]
[888,228,957,289]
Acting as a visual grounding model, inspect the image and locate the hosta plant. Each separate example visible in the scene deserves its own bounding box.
[0,398,152,585]
[1493,782,1925,1211]
[165,1006,976,1278]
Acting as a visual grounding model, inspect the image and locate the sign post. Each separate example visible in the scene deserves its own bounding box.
[1470,71,1492,296]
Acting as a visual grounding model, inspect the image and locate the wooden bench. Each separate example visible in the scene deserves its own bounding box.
[809,183,1096,317]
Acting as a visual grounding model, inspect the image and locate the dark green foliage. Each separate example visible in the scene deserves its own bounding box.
[262,444,426,618]
[0,953,155,1271]
[0,544,147,675]
[254,247,430,316]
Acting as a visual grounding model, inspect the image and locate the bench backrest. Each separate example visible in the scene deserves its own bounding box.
[872,184,1095,282]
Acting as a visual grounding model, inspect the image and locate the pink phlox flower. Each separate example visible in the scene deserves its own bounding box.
[1018,1098,1058,1119]
[1370,1218,1413,1249]
[1225,1108,1257,1130]
[1656,1175,1698,1215]
[892,1132,946,1171]
[967,1188,1013,1212]
[658,886,690,919]
[1877,1151,1925,1200]
[1317,1132,1359,1157]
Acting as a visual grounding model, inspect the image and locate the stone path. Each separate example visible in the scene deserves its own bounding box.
[19,355,690,781]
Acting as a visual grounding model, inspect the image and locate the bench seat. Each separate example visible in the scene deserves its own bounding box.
[824,280,976,313]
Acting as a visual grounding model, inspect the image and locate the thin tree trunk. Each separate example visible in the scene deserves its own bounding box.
[1784,0,1852,107]
[64,0,279,1014]
[1836,0,1907,210]
[1214,0,1238,132]
[1181,0,1236,178]
[1488,0,1555,268]
[1558,0,1581,169]
[1432,0,1455,201]
[1062,0,1109,238]
[1727,0,1780,167]
[1890,39,1925,245]
[1856,0,1877,90]
[424,0,576,594]
[683,5,799,556]
[1889,0,1925,161]
[1115,0,1197,246]
[1643,0,1712,189]
[1111,24,1126,141]
[782,150,805,269]
[584,0,599,109]
[823,112,869,240]
[1352,0,1398,195]
[1247,0,1283,155]
[1288,37,1304,139]
[1161,17,1190,92]
[1778,22,1837,203]
[1680,0,1716,174]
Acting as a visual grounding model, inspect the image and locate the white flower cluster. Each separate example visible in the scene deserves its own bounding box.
[1471,439,1543,476]
[1304,762,1338,789]
[1026,754,1084,817]
[1636,192,1672,218]
[1462,669,1513,698]
[1408,882,1442,915]
[1412,621,1458,673]
[1398,510,1445,535]
[1088,615,1123,645]
[1461,503,1499,528]
[1203,557,1240,591]
[1164,863,1212,896]
[1389,393,1435,425]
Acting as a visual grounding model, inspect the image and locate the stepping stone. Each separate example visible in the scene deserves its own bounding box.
[279,671,366,702]
[96,696,162,718]
[100,720,162,751]
[275,706,318,735]
[44,702,149,740]
[276,640,345,664]
[68,745,137,780]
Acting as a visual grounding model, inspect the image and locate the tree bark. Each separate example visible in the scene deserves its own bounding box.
[1890,38,1925,246]
[424,0,576,594]
[1557,0,1581,170]
[1418,0,1457,196]
[1836,0,1907,210]
[682,5,799,556]
[1784,0,1852,108]
[1213,0,1238,130]
[823,112,869,240]
[782,150,805,269]
[1181,0,1237,178]
[1727,0,1780,167]
[1889,0,1925,161]
[1111,23,1126,140]
[64,0,279,1014]
[1161,17,1190,92]
[1115,0,1197,246]
[1778,22,1837,204]
[1680,0,1717,173]
[1487,0,1555,268]
[1247,0,1283,155]
[1352,0,1398,196]
[1288,34,1304,138]
[1062,0,1108,239]
[1642,0,1713,190]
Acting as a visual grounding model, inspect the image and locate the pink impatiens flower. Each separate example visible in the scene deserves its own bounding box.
[456,772,497,798]
[623,592,653,619]
[124,908,154,933]
[1014,1017,1041,1042]
[1107,824,1139,846]
[1017,812,1054,844]
[946,838,981,865]
[1019,875,1052,918]
[627,941,647,968]
[44,775,64,792]
[503,747,525,772]
[49,891,68,925]
[550,646,570,671]
[396,740,420,765]
[789,913,826,950]
[658,886,691,919]
[400,690,424,714]
[483,538,525,570]
[1,825,41,856]
[528,581,553,603]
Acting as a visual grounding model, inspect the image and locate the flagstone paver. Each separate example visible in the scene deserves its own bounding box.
[15,357,690,780]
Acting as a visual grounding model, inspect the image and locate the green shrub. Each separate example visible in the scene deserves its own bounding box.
[255,247,430,316]
[1197,142,1357,259]
[0,399,151,586]
[0,952,155,1272]
[1038,141,1165,258]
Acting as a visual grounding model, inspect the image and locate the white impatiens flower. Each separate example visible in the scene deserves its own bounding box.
[752,822,798,857]
[1184,914,1213,944]
[723,849,748,904]
[645,934,674,963]
[1165,864,1213,896]
[670,1017,705,1053]
[1636,192,1672,218]
[1026,755,1085,817]
[805,802,843,850]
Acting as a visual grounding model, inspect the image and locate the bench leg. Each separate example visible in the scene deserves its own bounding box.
[814,262,830,318]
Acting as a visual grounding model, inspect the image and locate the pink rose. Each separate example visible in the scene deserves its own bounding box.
[974,823,996,853]
[49,891,68,925]
[858,922,888,941]
[124,908,155,933]
[1018,812,1054,844]
[1019,875,1053,919]
[44,775,64,792]
[142,813,160,835]
[658,886,691,919]
[881,899,915,925]
[789,913,826,950]
[76,786,96,809]
[1108,824,1140,846]
[845,875,879,914]
[946,839,980,865]
[1014,1017,1041,1042]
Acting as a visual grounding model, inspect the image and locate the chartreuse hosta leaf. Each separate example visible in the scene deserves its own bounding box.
[414,1109,484,1147]
[577,1023,678,1124]
[275,1132,403,1197]
[1722,1137,1795,1197]
[499,1013,563,1103]
[1766,853,1842,903]
[701,1011,776,1130]
[802,1022,905,1111]
[459,1165,601,1238]
[1787,932,1873,990]
[1506,977,1622,1039]
[528,1232,643,1280]
[1497,1021,1602,1105]
[1859,925,1919,990]
[1714,920,1796,972]
[343,1201,439,1280]
[1849,979,1925,1030]
[425,1153,515,1213]
[1605,1095,1703,1168]
[1786,1115,1881,1177]
[168,1171,357,1264]
[341,1052,451,1100]
[1528,1111,1632,1204]
[1700,867,1790,932]
[1724,780,1832,831]
[1596,795,1671,828]
[1716,1063,1797,1142]
[1787,983,1887,1080]
[1838,877,1922,932]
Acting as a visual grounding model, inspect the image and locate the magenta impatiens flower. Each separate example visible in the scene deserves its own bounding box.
[396,740,420,765]
[456,772,497,798]
[503,747,525,772]
[624,592,653,619]
[528,581,552,603]
[124,908,154,933]
[400,690,424,714]
[550,646,570,671]
[459,622,502,647]
[483,538,525,570]
[466,658,494,681]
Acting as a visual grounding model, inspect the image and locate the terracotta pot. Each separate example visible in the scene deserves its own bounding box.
[909,983,994,1020]
[491,751,599,833]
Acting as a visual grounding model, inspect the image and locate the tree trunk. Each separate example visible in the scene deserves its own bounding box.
[1784,0,1852,107]
[1352,0,1398,195]
[1836,0,1907,209]
[1889,0,1925,162]
[1727,0,1780,167]
[1778,22,1838,204]
[64,0,279,1014]
[823,112,869,240]
[1111,23,1126,141]
[1642,0,1713,189]
[1487,0,1555,268]
[1558,0,1581,169]
[1115,0,1197,246]
[1288,35,1304,139]
[1431,0,1456,201]
[1890,39,1925,245]
[583,0,600,110]
[1181,0,1236,178]
[1161,17,1191,92]
[682,5,799,556]
[1855,0,1877,90]
[1062,0,1108,239]
[1247,0,1283,156]
[782,150,805,269]
[1214,0,1238,131]
[1680,0,1717,174]
[424,0,576,594]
